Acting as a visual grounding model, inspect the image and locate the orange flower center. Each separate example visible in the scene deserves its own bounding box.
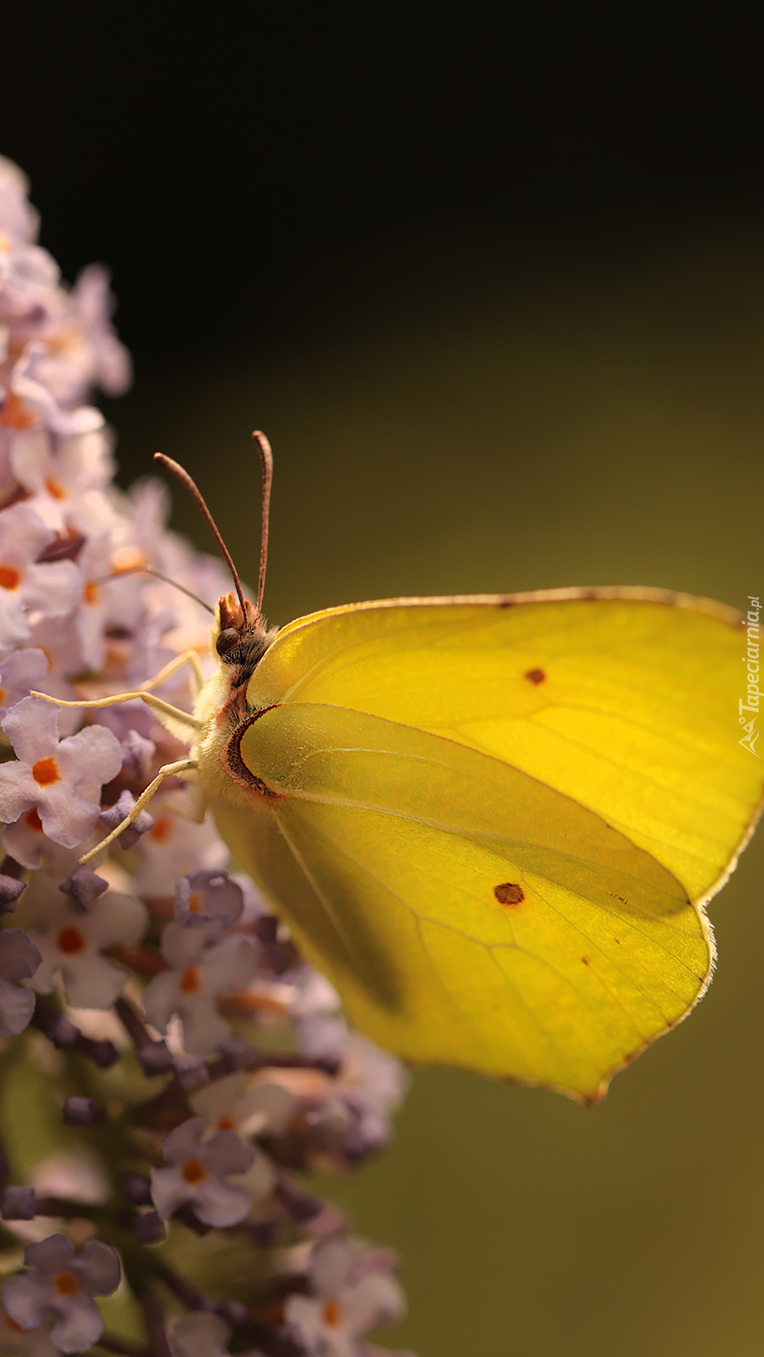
[111,546,148,574]
[25,806,44,832]
[32,756,61,786]
[149,815,172,843]
[322,1299,343,1328]
[182,1158,207,1185]
[57,926,86,955]
[0,391,35,431]
[217,1115,236,1131]
[180,966,201,994]
[0,564,21,590]
[83,580,100,605]
[188,891,202,913]
[44,475,67,500]
[54,1271,80,1297]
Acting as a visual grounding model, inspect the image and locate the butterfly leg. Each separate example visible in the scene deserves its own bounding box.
[79,757,199,865]
[29,689,201,734]
[136,648,206,699]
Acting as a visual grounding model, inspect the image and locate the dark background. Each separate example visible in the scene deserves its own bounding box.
[4,7,764,1354]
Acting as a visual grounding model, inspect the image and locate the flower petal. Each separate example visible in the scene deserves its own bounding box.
[83,892,147,949]
[2,695,60,766]
[150,1167,191,1221]
[49,1291,104,1353]
[56,724,122,788]
[193,1177,252,1228]
[36,781,100,849]
[2,1274,53,1331]
[203,1130,254,1178]
[0,927,42,981]
[143,971,182,1035]
[0,761,38,825]
[0,975,36,1037]
[75,1240,120,1296]
[24,1233,75,1273]
[62,953,127,1009]
[161,1117,206,1166]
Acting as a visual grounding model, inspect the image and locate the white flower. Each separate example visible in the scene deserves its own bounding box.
[150,1117,254,1227]
[144,923,259,1054]
[190,1071,297,1140]
[0,504,80,656]
[10,428,115,536]
[22,877,146,1009]
[2,1233,120,1354]
[285,1239,406,1357]
[0,697,122,866]
[131,811,228,899]
[0,927,41,1036]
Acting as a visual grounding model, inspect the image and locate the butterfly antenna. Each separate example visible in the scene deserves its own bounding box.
[252,430,273,618]
[153,453,248,618]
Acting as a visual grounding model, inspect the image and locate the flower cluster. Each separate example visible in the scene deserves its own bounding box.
[0,158,413,1357]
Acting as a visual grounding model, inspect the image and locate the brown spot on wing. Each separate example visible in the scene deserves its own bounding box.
[494,882,525,906]
[524,668,546,685]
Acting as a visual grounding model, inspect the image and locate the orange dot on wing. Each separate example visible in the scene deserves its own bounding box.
[494,882,525,906]
[524,667,546,685]
[32,756,61,787]
[0,564,21,590]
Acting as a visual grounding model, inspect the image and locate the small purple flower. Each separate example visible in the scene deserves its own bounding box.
[190,1071,297,1140]
[0,927,41,1037]
[131,811,228,898]
[175,869,244,932]
[143,923,259,1054]
[24,881,146,1009]
[10,427,115,536]
[285,1238,406,1357]
[2,1233,120,1354]
[150,1117,254,1227]
[0,697,123,866]
[0,504,80,656]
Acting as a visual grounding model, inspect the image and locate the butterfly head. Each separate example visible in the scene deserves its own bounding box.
[214,590,273,670]
[155,432,275,680]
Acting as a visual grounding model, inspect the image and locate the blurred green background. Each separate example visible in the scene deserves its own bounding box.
[108,227,764,1357]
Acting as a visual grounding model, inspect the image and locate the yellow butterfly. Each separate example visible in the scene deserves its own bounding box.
[37,435,764,1103]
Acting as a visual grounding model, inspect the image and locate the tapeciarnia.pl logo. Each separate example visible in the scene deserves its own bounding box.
[739,595,760,757]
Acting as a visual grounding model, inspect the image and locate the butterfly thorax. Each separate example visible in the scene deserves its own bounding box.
[193,591,279,809]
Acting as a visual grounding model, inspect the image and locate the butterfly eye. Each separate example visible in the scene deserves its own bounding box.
[216,627,241,657]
